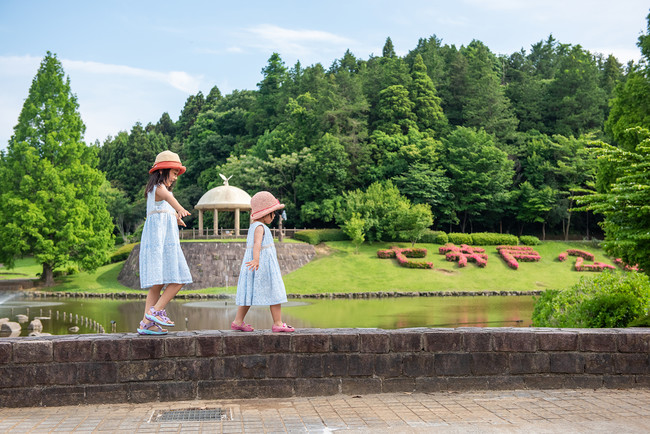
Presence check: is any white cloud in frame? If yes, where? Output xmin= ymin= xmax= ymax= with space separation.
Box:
xmin=240 ymin=24 xmax=356 ymax=57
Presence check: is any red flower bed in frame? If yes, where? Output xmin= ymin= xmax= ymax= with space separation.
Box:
xmin=558 ymin=252 xmax=568 ymax=262
xmin=377 ymin=247 xmax=433 ymax=269
xmin=614 ymin=258 xmax=640 ymax=272
xmin=440 ymin=243 xmax=487 ymax=268
xmin=565 ymin=249 xmax=595 ymax=260
xmin=497 ymin=246 xmax=541 ymax=270
xmin=575 ymin=257 xmax=616 ymax=272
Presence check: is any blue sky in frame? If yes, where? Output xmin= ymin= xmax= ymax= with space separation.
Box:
xmin=1 ymin=0 xmax=648 ymax=149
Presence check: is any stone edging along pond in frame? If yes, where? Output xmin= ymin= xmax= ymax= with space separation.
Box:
xmin=26 ymin=290 xmax=544 ymax=299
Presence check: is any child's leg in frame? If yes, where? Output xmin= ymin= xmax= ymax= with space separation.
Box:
xmin=146 ymin=283 xmax=184 ymax=325
xmin=143 ymin=284 xmax=164 ymax=322
xmin=233 ymin=306 xmax=251 ymax=325
xmin=270 ymin=304 xmax=283 ymax=326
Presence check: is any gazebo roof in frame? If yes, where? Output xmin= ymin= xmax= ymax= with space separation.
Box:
xmin=194 ymin=175 xmax=252 ymax=211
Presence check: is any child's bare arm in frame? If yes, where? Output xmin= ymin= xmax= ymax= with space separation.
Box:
xmin=156 ymin=187 xmax=191 ymax=218
xmin=245 ymin=225 xmax=264 ymax=271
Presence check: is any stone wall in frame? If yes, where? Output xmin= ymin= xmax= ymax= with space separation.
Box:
xmin=0 ymin=328 xmax=648 ymax=407
xmin=118 ymin=242 xmax=315 ymax=290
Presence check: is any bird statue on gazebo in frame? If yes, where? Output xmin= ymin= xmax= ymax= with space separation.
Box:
xmin=219 ymin=173 xmax=232 ymax=186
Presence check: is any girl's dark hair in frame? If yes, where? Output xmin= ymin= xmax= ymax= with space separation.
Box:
xmin=144 ymin=169 xmax=175 ymax=197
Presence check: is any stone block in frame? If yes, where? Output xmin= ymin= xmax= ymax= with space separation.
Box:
xmin=579 ymin=332 xmax=617 ymax=352
xmin=492 ymin=331 xmax=536 ymax=352
xmin=197 ymin=380 xmax=237 ymax=399
xmin=341 ymin=378 xmax=382 ymax=395
xmin=34 ymin=363 xmax=77 ymax=385
xmin=348 ymin=354 xmax=375 ymax=376
xmin=230 ymin=378 xmax=294 ymax=399
xmin=603 ymin=375 xmax=635 ymax=388
xmin=390 ymin=332 xmax=422 ymax=352
xmin=128 ymin=382 xmax=159 ymax=402
xmin=118 ymin=360 xmax=176 ymax=382
xmin=296 ymin=354 xmax=323 ymax=377
xmin=175 ymin=358 xmax=212 ymax=381
xmin=323 ymin=354 xmax=348 ymax=377
xmin=537 ymin=332 xmax=578 ymax=351
xmin=330 ymin=332 xmax=359 ymax=352
xmin=224 ymin=355 xmax=267 ymax=379
xmin=564 ymin=376 xmax=603 ymax=389
xmin=584 ymin=353 xmax=616 ymax=374
xmin=374 ymin=353 xmax=403 ymax=377
xmin=53 ymin=339 xmax=93 ymax=362
xmin=164 ymin=336 xmax=196 ymax=357
xmin=159 ymin=381 xmax=196 ymax=401
xmin=402 ymin=353 xmax=434 ymax=377
xmin=266 ymin=354 xmax=298 ymax=378
xmin=523 ymin=375 xmax=565 ymax=389
xmin=93 ymin=339 xmax=129 ymax=361
xmin=211 ymin=357 xmax=225 ymax=378
xmin=78 ymin=362 xmax=118 ymax=384
xmin=462 ymin=331 xmax=491 ymax=352
xmin=0 ymin=365 xmax=36 ymax=388
xmin=424 ymin=331 xmax=462 ymax=352
xmin=550 ymin=353 xmax=584 ymax=374
xmin=0 ymin=387 xmax=42 ymax=407
xmin=13 ymin=340 xmax=52 ymax=363
xmin=359 ymin=331 xmax=389 ymax=353
xmin=445 ymin=376 xmax=491 ymax=391
xmin=509 ymin=353 xmax=550 ymax=374
xmin=261 ymin=333 xmax=291 ymax=353
xmin=415 ymin=377 xmax=449 ymax=393
xmin=470 ymin=352 xmax=508 ymax=375
xmin=223 ymin=334 xmax=262 ymax=355
xmin=435 ymin=353 xmax=471 ymax=376
xmin=485 ymin=375 xmax=526 ymax=390
xmin=614 ymin=353 xmax=649 ymax=374
xmin=40 ymin=386 xmax=85 ymax=407
xmin=130 ymin=337 xmax=164 ymax=360
xmin=617 ymin=333 xmax=650 ymax=353
xmin=382 ymin=377 xmax=415 ymax=393
xmin=0 ymin=341 xmax=11 ymax=364
xmin=196 ymin=335 xmax=223 ymax=357
xmin=295 ymin=378 xmax=340 ymax=396
xmin=84 ymin=384 xmax=129 ymax=404
xmin=293 ymin=333 xmax=330 ymax=352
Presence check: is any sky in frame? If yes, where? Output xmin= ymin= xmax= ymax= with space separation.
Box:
xmin=0 ymin=0 xmax=648 ymax=149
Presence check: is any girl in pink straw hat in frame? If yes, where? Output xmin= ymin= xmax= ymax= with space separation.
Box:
xmin=137 ymin=151 xmax=193 ymax=335
xmin=231 ymin=191 xmax=294 ymax=332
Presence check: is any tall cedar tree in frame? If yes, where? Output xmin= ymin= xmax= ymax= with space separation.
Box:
xmin=0 ymin=52 xmax=113 ymax=285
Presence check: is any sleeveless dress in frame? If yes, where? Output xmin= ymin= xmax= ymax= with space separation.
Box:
xmin=139 ymin=184 xmax=193 ymax=288
xmin=236 ymin=221 xmax=287 ymax=306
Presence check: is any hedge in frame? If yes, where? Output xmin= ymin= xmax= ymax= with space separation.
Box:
xmin=470 ymin=232 xmax=518 ymax=245
xmin=294 ymin=229 xmax=349 ymax=245
xmin=110 ymin=243 xmax=137 ymax=263
xmin=519 ymin=235 xmax=541 ymax=245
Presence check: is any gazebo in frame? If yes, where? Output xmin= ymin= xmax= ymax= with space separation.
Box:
xmin=194 ymin=174 xmax=251 ymax=237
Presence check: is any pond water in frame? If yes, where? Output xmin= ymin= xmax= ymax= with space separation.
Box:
xmin=0 ymin=293 xmax=535 ymax=336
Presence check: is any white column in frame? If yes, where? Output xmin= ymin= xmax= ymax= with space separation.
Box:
xmin=235 ymin=209 xmax=241 ymax=237
xmin=214 ymin=210 xmax=219 ymax=238
xmin=198 ymin=209 xmax=203 ymax=237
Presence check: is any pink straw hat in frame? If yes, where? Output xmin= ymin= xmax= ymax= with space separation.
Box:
xmin=149 ymin=150 xmax=186 ymax=175
xmin=250 ymin=191 xmax=285 ymax=220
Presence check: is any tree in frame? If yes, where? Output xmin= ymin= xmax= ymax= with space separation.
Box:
xmin=373 ymin=85 xmax=417 ymax=135
xmin=409 ymin=54 xmax=448 ymax=136
xmin=0 ymin=52 xmax=113 ymax=285
xmin=576 ymin=128 xmax=650 ymax=275
xmin=342 ymin=213 xmax=365 ymax=253
xmin=398 ymin=203 xmax=434 ymax=246
xmin=442 ymin=127 xmax=514 ymax=232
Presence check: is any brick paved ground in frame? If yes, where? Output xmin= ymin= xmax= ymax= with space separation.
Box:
xmin=0 ymin=389 xmax=649 ymax=433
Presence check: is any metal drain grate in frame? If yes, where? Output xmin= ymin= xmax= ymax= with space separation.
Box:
xmin=153 ymin=408 xmax=231 ymax=422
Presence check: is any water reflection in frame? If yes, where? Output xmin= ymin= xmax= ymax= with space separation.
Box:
xmin=0 ymin=294 xmax=534 ymax=336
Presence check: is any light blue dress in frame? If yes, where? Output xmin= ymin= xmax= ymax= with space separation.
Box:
xmin=236 ymin=221 xmax=287 ymax=306
xmin=139 ymin=184 xmax=192 ymax=289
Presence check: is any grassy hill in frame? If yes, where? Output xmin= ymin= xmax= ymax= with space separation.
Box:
xmin=2 ymin=240 xmax=620 ymax=294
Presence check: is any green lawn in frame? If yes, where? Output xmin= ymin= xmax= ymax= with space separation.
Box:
xmin=3 ymin=240 xmax=621 ymax=294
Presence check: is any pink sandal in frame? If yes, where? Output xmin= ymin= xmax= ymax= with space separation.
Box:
xmin=272 ymin=323 xmax=295 ymax=333
xmin=231 ymin=321 xmax=254 ymax=332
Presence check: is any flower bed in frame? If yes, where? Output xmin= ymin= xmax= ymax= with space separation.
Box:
xmin=565 ymin=249 xmax=595 ymax=260
xmin=440 ymin=244 xmax=487 ymax=268
xmin=575 ymin=257 xmax=616 ymax=272
xmin=496 ymin=246 xmax=541 ymax=270
xmin=614 ymin=258 xmax=640 ymax=272
xmin=377 ymin=247 xmax=433 ymax=269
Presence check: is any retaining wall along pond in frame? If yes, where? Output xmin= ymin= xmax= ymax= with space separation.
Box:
xmin=0 ymin=328 xmax=649 ymax=407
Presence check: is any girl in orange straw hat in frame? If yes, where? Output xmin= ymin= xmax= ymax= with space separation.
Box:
xmin=231 ymin=191 xmax=294 ymax=332
xmin=137 ymin=151 xmax=193 ymax=335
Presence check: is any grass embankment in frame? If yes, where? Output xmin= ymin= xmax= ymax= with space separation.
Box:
xmin=2 ymin=240 xmax=618 ymax=294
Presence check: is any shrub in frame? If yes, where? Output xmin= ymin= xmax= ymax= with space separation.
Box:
xmin=497 ymin=246 xmax=541 ymax=270
xmin=110 ymin=243 xmax=137 ymax=263
xmin=470 ymin=232 xmax=518 ymax=245
xmin=448 ymin=232 xmax=473 ymax=245
xmin=377 ymin=247 xmax=433 ymax=269
xmin=294 ymin=229 xmax=348 ymax=245
xmin=532 ymin=271 xmax=650 ymax=328
xmin=519 ymin=235 xmax=541 ymax=246
xmin=418 ymin=230 xmax=448 ymax=244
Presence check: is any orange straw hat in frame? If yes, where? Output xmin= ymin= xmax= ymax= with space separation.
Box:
xmin=250 ymin=191 xmax=285 ymax=220
xmin=149 ymin=150 xmax=186 ymax=175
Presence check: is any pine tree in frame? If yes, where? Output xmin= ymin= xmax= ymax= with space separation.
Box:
xmin=0 ymin=52 xmax=113 ymax=285
xmin=409 ymin=54 xmax=448 ymax=136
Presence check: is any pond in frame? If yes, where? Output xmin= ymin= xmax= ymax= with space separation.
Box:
xmin=0 ymin=293 xmax=535 ymax=336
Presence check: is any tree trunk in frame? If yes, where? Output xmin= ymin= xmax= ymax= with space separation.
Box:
xmin=564 ymin=199 xmax=574 ymax=241
xmin=542 ymin=222 xmax=546 ymax=241
xmin=499 ymin=220 xmax=503 ymax=234
xmin=461 ymin=211 xmax=467 ymax=233
xmin=41 ymin=263 xmax=54 ymax=287
xmin=586 ymin=211 xmax=590 ymax=240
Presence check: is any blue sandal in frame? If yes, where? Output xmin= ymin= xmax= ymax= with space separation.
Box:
xmin=137 ymin=320 xmax=168 ymax=335
xmin=145 ymin=307 xmax=175 ymax=327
